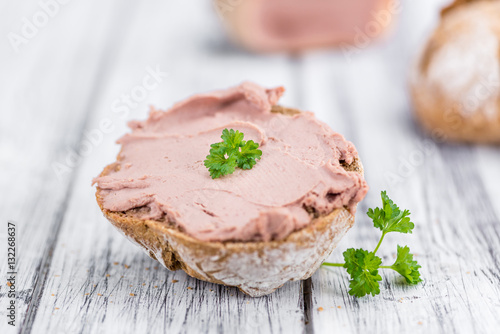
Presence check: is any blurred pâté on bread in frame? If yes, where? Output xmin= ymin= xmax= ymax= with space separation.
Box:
xmin=214 ymin=0 xmax=396 ymax=52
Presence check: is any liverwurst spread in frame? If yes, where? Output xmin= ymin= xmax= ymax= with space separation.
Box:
xmin=93 ymin=82 xmax=368 ymax=242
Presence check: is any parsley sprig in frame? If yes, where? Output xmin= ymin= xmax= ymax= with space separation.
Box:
xmin=204 ymin=129 xmax=262 ymax=179
xmin=322 ymin=191 xmax=422 ymax=297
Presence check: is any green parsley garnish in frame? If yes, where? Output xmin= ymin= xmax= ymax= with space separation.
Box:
xmin=204 ymin=128 xmax=262 ymax=179
xmin=322 ymin=191 xmax=422 ymax=297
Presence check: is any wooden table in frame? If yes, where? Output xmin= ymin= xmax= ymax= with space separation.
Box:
xmin=2 ymin=0 xmax=500 ymax=333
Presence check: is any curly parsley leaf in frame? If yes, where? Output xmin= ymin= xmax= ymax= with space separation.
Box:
xmin=237 ymin=140 xmax=262 ymax=170
xmin=343 ymin=248 xmax=382 ymax=297
xmin=390 ymin=245 xmax=422 ymax=285
xmin=204 ymin=144 xmax=237 ymax=179
xmin=367 ymin=191 xmax=414 ymax=234
xmin=221 ymin=128 xmax=244 ymax=150
xmin=204 ymin=129 xmax=262 ymax=179
xmin=322 ymin=191 xmax=422 ymax=298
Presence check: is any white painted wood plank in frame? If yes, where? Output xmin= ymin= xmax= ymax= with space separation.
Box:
xmin=0 ymin=1 xmax=131 ymax=333
xmin=29 ymin=1 xmax=305 ymax=333
xmin=475 ymin=146 xmax=500 ymax=219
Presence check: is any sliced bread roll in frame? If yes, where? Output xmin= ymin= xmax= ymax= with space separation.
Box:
xmin=94 ymin=83 xmax=367 ymax=296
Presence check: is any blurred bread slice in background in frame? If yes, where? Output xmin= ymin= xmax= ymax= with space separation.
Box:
xmin=410 ymin=0 xmax=500 ymax=144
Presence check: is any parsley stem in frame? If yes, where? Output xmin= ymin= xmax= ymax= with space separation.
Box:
xmin=373 ymin=232 xmax=386 ymax=255
xmin=321 ymin=262 xmax=344 ymax=267
xmin=379 ymin=265 xmax=393 ymax=269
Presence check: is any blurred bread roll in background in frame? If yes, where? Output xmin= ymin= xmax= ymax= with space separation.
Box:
xmin=410 ymin=0 xmax=500 ymax=144
xmin=214 ymin=0 xmax=396 ymax=52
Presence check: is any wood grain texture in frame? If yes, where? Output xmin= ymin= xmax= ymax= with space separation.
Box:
xmin=0 ymin=1 xmax=134 ymax=333
xmin=302 ymin=2 xmax=500 ymax=332
xmin=1 ymin=0 xmax=499 ymax=333
xmin=303 ymin=55 xmax=500 ymax=333
xmin=22 ymin=1 xmax=305 ymax=333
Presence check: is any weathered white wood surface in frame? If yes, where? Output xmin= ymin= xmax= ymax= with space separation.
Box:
xmin=0 ymin=0 xmax=138 ymax=332
xmin=1 ymin=0 xmax=500 ymax=333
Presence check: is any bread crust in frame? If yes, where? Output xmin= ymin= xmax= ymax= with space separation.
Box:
xmin=441 ymin=0 xmax=496 ymax=16
xmin=410 ymin=86 xmax=500 ymax=144
xmin=95 ymin=106 xmax=363 ymax=297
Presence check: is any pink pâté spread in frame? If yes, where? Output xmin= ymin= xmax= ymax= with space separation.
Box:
xmin=93 ymin=82 xmax=368 ymax=242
